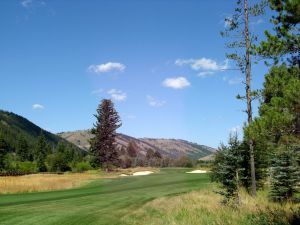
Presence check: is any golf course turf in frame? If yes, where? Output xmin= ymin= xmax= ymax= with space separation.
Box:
xmin=0 ymin=168 xmax=211 ymax=225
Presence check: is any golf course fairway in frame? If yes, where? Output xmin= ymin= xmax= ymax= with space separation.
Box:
xmin=0 ymin=168 xmax=211 ymax=225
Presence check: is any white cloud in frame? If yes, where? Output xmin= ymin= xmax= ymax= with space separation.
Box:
xmin=198 ymin=71 xmax=215 ymax=78
xmin=162 ymin=77 xmax=190 ymax=89
xmin=223 ymin=76 xmax=243 ymax=85
xmin=175 ymin=58 xmax=228 ymax=72
xmin=21 ymin=0 xmax=33 ymax=8
xmin=32 ymin=104 xmax=44 ymax=110
xmin=88 ymin=62 xmax=126 ymax=74
xmin=107 ymin=89 xmax=127 ymax=102
xmin=147 ymin=95 xmax=166 ymax=107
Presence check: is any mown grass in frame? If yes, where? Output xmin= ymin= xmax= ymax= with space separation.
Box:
xmin=0 ymin=168 xmax=210 ymax=225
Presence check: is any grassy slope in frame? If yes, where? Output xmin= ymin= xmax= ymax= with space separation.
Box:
xmin=0 ymin=168 xmax=210 ymax=225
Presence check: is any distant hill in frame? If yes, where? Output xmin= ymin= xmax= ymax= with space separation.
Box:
xmin=0 ymin=110 xmax=80 ymax=152
xmin=59 ymin=130 xmax=216 ymax=159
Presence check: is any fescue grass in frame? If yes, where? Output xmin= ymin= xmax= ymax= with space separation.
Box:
xmin=0 ymin=167 xmax=160 ymax=194
xmin=0 ymin=172 xmax=102 ymax=194
xmin=123 ymin=188 xmax=300 ymax=225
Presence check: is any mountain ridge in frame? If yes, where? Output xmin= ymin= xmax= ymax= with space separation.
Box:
xmin=58 ymin=130 xmax=216 ymax=159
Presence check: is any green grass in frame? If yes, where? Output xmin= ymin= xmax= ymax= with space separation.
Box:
xmin=0 ymin=168 xmax=211 ymax=225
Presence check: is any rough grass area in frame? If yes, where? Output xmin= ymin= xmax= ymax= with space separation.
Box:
xmin=0 ymin=168 xmax=159 ymax=194
xmin=0 ymin=172 xmax=103 ymax=194
xmin=123 ymin=188 xmax=300 ymax=225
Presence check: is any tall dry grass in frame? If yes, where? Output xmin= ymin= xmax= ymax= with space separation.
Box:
xmin=0 ymin=172 xmax=102 ymax=194
xmin=122 ymin=188 xmax=300 ymax=225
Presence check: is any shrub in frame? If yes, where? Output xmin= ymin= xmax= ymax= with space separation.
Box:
xmin=73 ymin=162 xmax=92 ymax=172
xmin=18 ymin=161 xmax=36 ymax=173
xmin=46 ymin=153 xmax=70 ymax=172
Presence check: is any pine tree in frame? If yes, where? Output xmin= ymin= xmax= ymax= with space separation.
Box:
xmin=212 ymin=133 xmax=244 ymax=206
xmin=221 ymin=0 xmax=267 ymax=196
xmin=90 ymin=99 xmax=121 ymax=171
xmin=127 ymin=141 xmax=138 ymax=158
xmin=269 ymin=145 xmax=300 ymax=202
xmin=0 ymin=135 xmax=7 ymax=170
xmin=258 ymin=0 xmax=300 ymax=66
xmin=35 ymin=132 xmax=48 ymax=172
xmin=16 ymin=135 xmax=30 ymax=162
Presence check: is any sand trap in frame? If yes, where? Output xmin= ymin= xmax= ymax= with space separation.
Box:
xmin=120 ymin=174 xmax=129 ymax=177
xmin=186 ymin=170 xmax=207 ymax=174
xmin=132 ymin=171 xmax=154 ymax=176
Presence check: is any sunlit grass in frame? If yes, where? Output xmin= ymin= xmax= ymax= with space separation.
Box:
xmin=0 ymin=172 xmax=103 ymax=194
xmin=122 ymin=188 xmax=300 ymax=225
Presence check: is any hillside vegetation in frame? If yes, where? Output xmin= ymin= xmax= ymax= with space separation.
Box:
xmin=0 ymin=110 xmax=80 ymax=152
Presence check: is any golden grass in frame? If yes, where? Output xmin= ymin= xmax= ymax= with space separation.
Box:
xmin=122 ymin=188 xmax=300 ymax=225
xmin=0 ymin=167 xmax=159 ymax=194
xmin=0 ymin=172 xmax=102 ymax=194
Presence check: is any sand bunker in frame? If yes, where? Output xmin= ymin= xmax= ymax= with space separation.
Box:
xmin=133 ymin=171 xmax=154 ymax=176
xmin=119 ymin=171 xmax=154 ymax=177
xmin=186 ymin=170 xmax=207 ymax=174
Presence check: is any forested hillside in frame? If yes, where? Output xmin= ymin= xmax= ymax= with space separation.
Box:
xmin=0 ymin=110 xmax=79 ymax=152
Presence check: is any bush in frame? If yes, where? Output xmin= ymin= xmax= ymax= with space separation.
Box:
xmin=46 ymin=153 xmax=71 ymax=172
xmin=18 ymin=161 xmax=36 ymax=173
xmin=73 ymin=162 xmax=92 ymax=172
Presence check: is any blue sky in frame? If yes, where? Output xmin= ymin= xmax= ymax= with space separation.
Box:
xmin=0 ymin=0 xmax=272 ymax=148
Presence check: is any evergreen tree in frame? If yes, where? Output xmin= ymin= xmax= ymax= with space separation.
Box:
xmin=127 ymin=141 xmax=138 ymax=158
xmin=221 ymin=0 xmax=267 ymax=196
xmin=35 ymin=132 xmax=48 ymax=172
xmin=90 ymin=99 xmax=121 ymax=171
xmin=258 ymin=0 xmax=300 ymax=66
xmin=269 ymin=145 xmax=300 ymax=202
xmin=0 ymin=135 xmax=8 ymax=170
xmin=16 ymin=135 xmax=30 ymax=161
xmin=212 ymin=134 xmax=244 ymax=206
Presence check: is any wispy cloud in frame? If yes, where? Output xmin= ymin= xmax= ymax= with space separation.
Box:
xmin=88 ymin=62 xmax=126 ymax=74
xmin=175 ymin=57 xmax=228 ymax=78
xmin=175 ymin=58 xmax=228 ymax=71
xmin=147 ymin=95 xmax=166 ymax=107
xmin=223 ymin=76 xmax=243 ymax=85
xmin=107 ymin=89 xmax=127 ymax=102
xmin=21 ymin=0 xmax=33 ymax=8
xmin=197 ymin=71 xmax=215 ymax=78
xmin=162 ymin=77 xmax=190 ymax=89
xmin=32 ymin=103 xmax=44 ymax=110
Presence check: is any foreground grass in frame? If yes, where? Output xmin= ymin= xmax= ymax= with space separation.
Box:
xmin=0 ymin=168 xmax=210 ymax=225
xmin=123 ymin=188 xmax=300 ymax=225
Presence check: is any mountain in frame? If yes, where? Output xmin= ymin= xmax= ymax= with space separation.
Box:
xmin=0 ymin=110 xmax=80 ymax=152
xmin=58 ymin=130 xmax=216 ymax=159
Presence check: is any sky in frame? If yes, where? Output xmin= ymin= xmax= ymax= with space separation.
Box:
xmin=0 ymin=0 xmax=272 ymax=148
